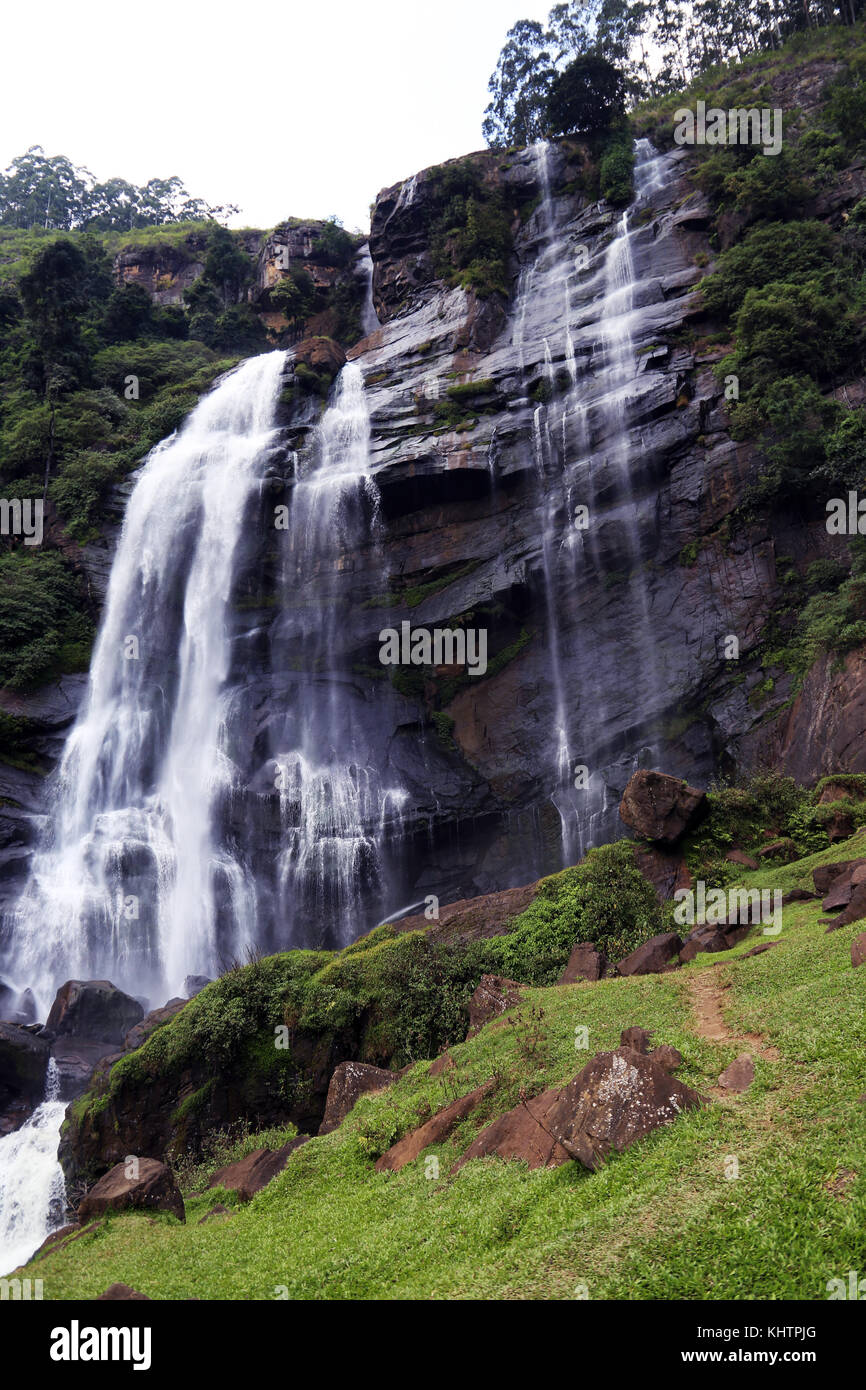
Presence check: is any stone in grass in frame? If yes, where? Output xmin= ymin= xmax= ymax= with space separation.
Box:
xmin=207 ymin=1138 xmax=309 ymax=1201
xmin=318 ymin=1061 xmax=399 ymax=1135
xmin=96 ymin=1283 xmax=150 ymax=1300
xmin=852 ymin=932 xmax=866 ymax=969
xmin=718 ymin=1053 xmax=754 ymax=1092
xmin=78 ymin=1158 xmax=185 ymax=1224
xmin=617 ymin=932 xmax=682 ymax=976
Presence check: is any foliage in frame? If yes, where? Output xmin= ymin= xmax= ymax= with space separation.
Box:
xmin=0 ymin=550 xmax=94 ymax=688
xmin=546 ymin=53 xmax=627 ymax=136
xmin=599 ymin=131 xmax=636 ymax=205
xmin=427 ymin=162 xmax=512 ymax=298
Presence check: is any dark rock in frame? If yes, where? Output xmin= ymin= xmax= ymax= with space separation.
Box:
xmin=558 ymin=942 xmax=607 ymax=984
xmin=375 ymin=1081 xmax=495 ymax=1172
xmin=318 ymin=1061 xmax=399 ymax=1134
xmin=0 ymin=1020 xmax=49 ymax=1110
xmin=78 ymin=1158 xmax=185 ymax=1223
xmin=679 ymin=924 xmax=732 ymax=961
xmin=633 ymin=845 xmax=691 ymax=900
xmin=183 ymin=975 xmax=211 ymax=999
xmin=823 ymin=880 xmax=866 ymax=930
xmin=51 ymin=1037 xmax=120 ymax=1096
xmin=812 ymin=858 xmax=866 ymax=896
xmin=781 ymin=888 xmax=817 ymax=904
xmin=466 ymin=974 xmax=522 ymax=1038
xmin=718 ymin=1053 xmax=754 ymax=1092
xmin=96 ymin=1283 xmax=150 ymax=1300
xmin=742 ymin=942 xmax=781 ymax=957
xmin=206 ymin=1138 xmax=308 ymax=1201
xmin=617 ymin=932 xmax=682 ymax=976
xmin=619 ymin=770 xmax=707 ymax=845
xmin=454 ymin=1046 xmax=704 ymax=1172
xmin=47 ymin=980 xmax=144 ymax=1046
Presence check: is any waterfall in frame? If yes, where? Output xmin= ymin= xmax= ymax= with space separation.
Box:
xmin=271 ymin=363 xmax=408 ymax=945
xmin=509 ymin=138 xmax=677 ymax=858
xmin=357 ymin=244 xmax=381 ymax=338
xmin=2 ymin=351 xmax=287 ymax=1014
xmin=0 ymin=1059 xmax=66 ymax=1275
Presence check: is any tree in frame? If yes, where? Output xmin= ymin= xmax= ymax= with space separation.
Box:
xmin=545 ymin=52 xmax=626 ymax=134
xmin=483 ymin=20 xmax=553 ymax=149
xmin=202 ymin=226 xmax=253 ymax=307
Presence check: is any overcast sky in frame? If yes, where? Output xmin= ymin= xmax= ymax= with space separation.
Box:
xmin=1 ymin=0 xmax=556 ymax=232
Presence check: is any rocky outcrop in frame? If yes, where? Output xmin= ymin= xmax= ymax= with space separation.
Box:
xmin=619 ymin=771 xmax=708 ymax=845
xmin=78 ymin=1158 xmax=185 ymax=1223
xmin=123 ymin=998 xmax=186 ymax=1052
xmin=454 ymin=1040 xmax=704 ymax=1172
xmin=113 ymin=236 xmax=206 ymax=305
xmin=318 ymin=1061 xmax=399 ymax=1135
xmin=466 ymin=975 xmax=522 ymax=1037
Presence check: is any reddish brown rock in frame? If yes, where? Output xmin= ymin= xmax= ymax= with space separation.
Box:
xmin=391 ymin=880 xmax=539 ymax=946
xmin=78 ymin=1158 xmax=185 ymax=1223
xmin=96 ymin=1283 xmax=150 ymax=1300
xmin=852 ymin=932 xmax=866 ymax=968
xmin=616 ymin=931 xmax=682 ymax=976
xmin=558 ymin=942 xmax=607 ymax=984
xmin=826 ymin=810 xmax=855 ymax=843
xmin=812 ymin=858 xmax=866 ymax=896
xmin=619 ymin=770 xmax=707 ymax=846
xmin=293 ymin=335 xmax=346 ymax=378
xmin=824 ymin=880 xmax=866 ymax=930
xmin=742 ymin=942 xmax=781 ymax=957
xmin=633 ymin=845 xmax=692 ymax=900
xmin=726 ymin=850 xmax=759 ymax=869
xmin=718 ymin=1053 xmax=755 ymax=1092
xmin=781 ymin=888 xmax=817 ymax=905
xmin=466 ymin=974 xmax=522 ymax=1038
xmin=679 ymin=925 xmax=732 ymax=962
xmin=318 ymin=1061 xmax=399 ymax=1135
xmin=375 ymin=1081 xmax=494 ymax=1172
xmin=454 ymin=1046 xmax=703 ymax=1173
xmin=207 ymin=1138 xmax=308 ymax=1200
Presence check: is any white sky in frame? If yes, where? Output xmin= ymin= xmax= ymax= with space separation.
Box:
xmin=0 ymin=0 xmax=556 ymax=233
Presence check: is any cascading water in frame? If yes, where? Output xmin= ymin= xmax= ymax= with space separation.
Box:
xmin=1 ymin=351 xmax=287 ymax=1014
xmin=507 ymin=137 xmax=677 ymax=858
xmin=270 ymin=363 xmax=408 ymax=945
xmin=356 ymin=244 xmax=381 ymax=338
xmin=0 ymin=1059 xmax=66 ymax=1274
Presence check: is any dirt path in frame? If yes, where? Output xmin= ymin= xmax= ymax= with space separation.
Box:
xmin=687 ymin=967 xmax=779 ymax=1061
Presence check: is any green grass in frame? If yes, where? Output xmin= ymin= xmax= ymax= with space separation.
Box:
xmin=25 ymin=839 xmax=866 ymax=1300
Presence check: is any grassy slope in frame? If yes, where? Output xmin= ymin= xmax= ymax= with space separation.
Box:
xmin=26 ymin=835 xmax=866 ymax=1301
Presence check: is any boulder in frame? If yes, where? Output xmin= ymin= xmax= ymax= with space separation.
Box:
xmin=96 ymin=1284 xmax=150 ymax=1301
xmin=558 ymin=942 xmax=607 ymax=984
xmin=781 ymin=888 xmax=817 ymax=904
xmin=823 ymin=880 xmax=866 ymax=930
xmin=428 ymin=1052 xmax=455 ymax=1077
xmin=742 ymin=942 xmax=781 ymax=958
xmin=616 ymin=931 xmax=682 ymax=976
xmin=47 ymin=980 xmax=144 ymax=1046
xmin=454 ymin=1046 xmax=704 ymax=1173
xmin=633 ymin=845 xmax=691 ymax=900
xmin=756 ymin=838 xmax=799 ymax=863
xmin=826 ymin=810 xmax=855 ymax=843
xmin=123 ymin=998 xmax=186 ymax=1052
xmin=375 ymin=1081 xmax=494 ymax=1172
xmin=466 ymin=974 xmax=522 ymax=1038
xmin=293 ymin=336 xmax=347 ymax=380
xmin=206 ymin=1138 xmax=308 ymax=1201
xmin=618 ymin=771 xmax=707 ymax=846
xmin=0 ymin=1020 xmax=49 ymax=1109
xmin=78 ymin=1158 xmax=185 ymax=1223
xmin=718 ymin=1053 xmax=754 ymax=1092
xmin=183 ymin=975 xmax=211 ymax=999
xmin=51 ymin=1036 xmax=119 ymax=1095
xmin=852 ymin=933 xmax=866 ymax=969
xmin=679 ymin=924 xmax=731 ymax=962
xmin=726 ymin=850 xmax=759 ymax=869
xmin=319 ymin=1061 xmax=399 ymax=1135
